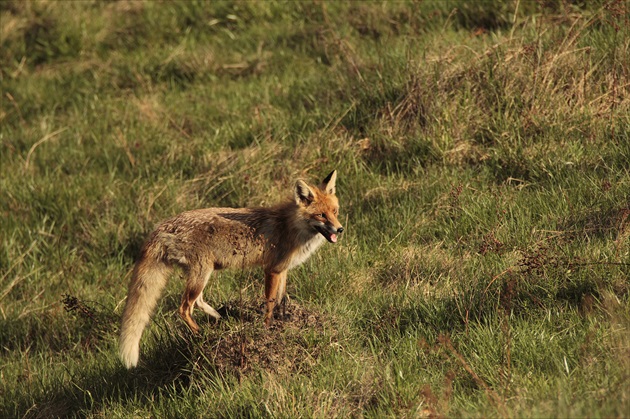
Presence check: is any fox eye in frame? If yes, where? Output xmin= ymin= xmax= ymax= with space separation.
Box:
xmin=319 ymin=213 xmax=327 ymax=219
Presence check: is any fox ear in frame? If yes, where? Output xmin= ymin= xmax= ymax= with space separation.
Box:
xmin=295 ymin=180 xmax=315 ymax=206
xmin=319 ymin=170 xmax=337 ymax=195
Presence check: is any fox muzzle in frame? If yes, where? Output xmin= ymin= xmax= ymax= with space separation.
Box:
xmin=315 ymin=224 xmax=344 ymax=244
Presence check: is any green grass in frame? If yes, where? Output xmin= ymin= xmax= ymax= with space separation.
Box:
xmin=1 ymin=0 xmax=629 ymax=417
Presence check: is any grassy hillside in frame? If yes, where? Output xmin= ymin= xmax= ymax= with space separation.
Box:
xmin=1 ymin=0 xmax=628 ymax=417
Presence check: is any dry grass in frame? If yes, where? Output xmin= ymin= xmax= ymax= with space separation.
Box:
xmin=1 ymin=1 xmax=629 ymax=417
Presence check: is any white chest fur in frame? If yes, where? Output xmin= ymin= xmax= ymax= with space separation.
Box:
xmin=287 ymin=234 xmax=326 ymax=270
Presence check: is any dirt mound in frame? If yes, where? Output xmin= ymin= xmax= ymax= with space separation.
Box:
xmin=192 ymin=298 xmax=334 ymax=376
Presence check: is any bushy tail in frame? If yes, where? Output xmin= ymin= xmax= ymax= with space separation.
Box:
xmin=119 ymin=253 xmax=171 ymax=369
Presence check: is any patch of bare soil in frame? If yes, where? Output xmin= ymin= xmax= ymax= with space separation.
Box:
xmin=194 ymin=298 xmax=334 ymax=377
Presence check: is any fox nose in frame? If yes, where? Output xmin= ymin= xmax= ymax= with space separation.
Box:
xmin=337 ymin=227 xmax=344 ymax=234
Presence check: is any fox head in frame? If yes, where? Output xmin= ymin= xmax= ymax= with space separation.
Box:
xmin=294 ymin=170 xmax=344 ymax=243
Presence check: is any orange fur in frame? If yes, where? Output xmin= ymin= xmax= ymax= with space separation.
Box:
xmin=119 ymin=171 xmax=343 ymax=368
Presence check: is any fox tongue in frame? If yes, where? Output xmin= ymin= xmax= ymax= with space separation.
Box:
xmin=330 ymin=233 xmax=337 ymax=243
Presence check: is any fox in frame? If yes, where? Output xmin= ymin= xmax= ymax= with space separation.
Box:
xmin=119 ymin=170 xmax=343 ymax=368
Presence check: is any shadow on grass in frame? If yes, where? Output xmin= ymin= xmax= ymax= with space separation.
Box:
xmin=559 ymin=205 xmax=630 ymax=241
xmin=11 ymin=298 xmax=332 ymax=418
xmin=358 ymin=268 xmax=607 ymax=346
xmin=10 ymin=323 xmax=197 ymax=418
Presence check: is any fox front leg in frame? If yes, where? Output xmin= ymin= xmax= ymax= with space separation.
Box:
xmin=263 ymin=270 xmax=287 ymax=327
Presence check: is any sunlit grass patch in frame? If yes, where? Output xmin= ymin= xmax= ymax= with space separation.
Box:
xmin=1 ymin=0 xmax=629 ymax=417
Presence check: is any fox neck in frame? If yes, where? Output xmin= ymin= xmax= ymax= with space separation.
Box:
xmin=258 ymin=201 xmax=326 ymax=270
xmin=271 ymin=200 xmax=320 ymax=243
xmin=286 ymin=233 xmax=325 ymax=270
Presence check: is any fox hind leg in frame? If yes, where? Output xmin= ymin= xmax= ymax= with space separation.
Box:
xmin=179 ymin=264 xmax=213 ymax=332
xmin=196 ymin=294 xmax=221 ymax=320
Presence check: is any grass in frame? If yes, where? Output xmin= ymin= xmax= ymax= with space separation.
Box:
xmin=1 ymin=0 xmax=629 ymax=417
